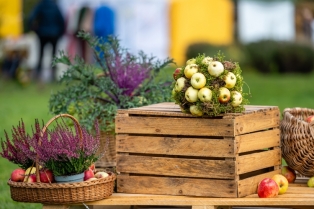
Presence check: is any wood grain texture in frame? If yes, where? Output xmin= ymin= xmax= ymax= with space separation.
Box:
xmin=115 ymin=116 xmax=235 ymax=136
xmin=117 ymin=175 xmax=237 ymax=197
xmin=116 ymin=135 xmax=235 ymax=157
xmin=235 ymin=129 xmax=280 ymax=153
xmin=237 ymin=149 xmax=281 ymax=175
xmin=117 ymin=155 xmax=235 ymax=179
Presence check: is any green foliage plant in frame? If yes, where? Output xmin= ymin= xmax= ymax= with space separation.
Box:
xmin=49 ymin=31 xmax=174 ymax=132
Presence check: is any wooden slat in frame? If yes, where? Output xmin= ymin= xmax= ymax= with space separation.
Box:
xmin=235 ymin=129 xmax=280 ymax=153
xmin=117 ymin=175 xmax=237 ymax=198
xmin=115 ymin=116 xmax=235 ymax=136
xmin=237 ymin=149 xmax=281 ymax=175
xmin=116 ymin=135 xmax=235 ymax=157
xmin=116 ymin=155 xmax=235 ymax=179
xmin=117 ymin=103 xmax=279 ymax=118
xmin=237 ymin=170 xmax=281 ymax=197
xmin=234 ymin=108 xmax=280 ymax=135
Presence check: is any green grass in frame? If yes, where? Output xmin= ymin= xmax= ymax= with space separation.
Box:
xmin=0 ymin=71 xmax=314 ymax=208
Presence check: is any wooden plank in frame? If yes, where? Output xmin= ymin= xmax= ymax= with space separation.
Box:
xmin=81 ymin=192 xmax=314 ymax=206
xmin=237 ymin=149 xmax=281 ymax=175
xmin=234 ymin=108 xmax=280 ymax=135
xmin=116 ymin=155 xmax=235 ymax=179
xmin=117 ymin=175 xmax=237 ymax=198
xmin=116 ymin=135 xmax=235 ymax=157
xmin=115 ymin=116 xmax=235 ymax=136
xmin=235 ymin=129 xmax=280 ymax=153
xmin=238 ymin=170 xmax=281 ymax=197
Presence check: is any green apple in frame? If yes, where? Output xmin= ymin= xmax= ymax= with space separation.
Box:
xmin=184 ymin=64 xmax=198 ymax=79
xmin=175 ymin=77 xmax=186 ymax=92
xmin=224 ymin=72 xmax=237 ymax=89
xmin=190 ymin=72 xmax=206 ymax=89
xmin=186 ymin=58 xmax=196 ymax=65
xmin=230 ymin=91 xmax=242 ymax=107
xmin=185 ymin=87 xmax=199 ymax=103
xmin=308 ymin=176 xmax=314 ymax=187
xmin=202 ymin=56 xmax=213 ymax=65
xmin=190 ymin=105 xmax=203 ymax=116
xmin=208 ymin=61 xmax=224 ymax=77
xmin=198 ymin=87 xmax=212 ymax=102
xmin=218 ymin=87 xmax=231 ymax=103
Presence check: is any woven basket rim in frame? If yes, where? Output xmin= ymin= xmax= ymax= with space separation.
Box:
xmin=8 ymin=172 xmax=116 ymax=189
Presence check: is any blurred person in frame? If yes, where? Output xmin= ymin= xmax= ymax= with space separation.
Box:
xmin=28 ymin=0 xmax=65 ymax=82
xmin=301 ymin=8 xmax=313 ymax=41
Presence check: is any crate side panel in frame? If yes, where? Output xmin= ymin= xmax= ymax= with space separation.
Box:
xmin=237 ymin=149 xmax=281 ymax=175
xmin=115 ymin=116 xmax=235 ymax=136
xmin=117 ymin=175 xmax=237 ymax=197
xmin=116 ymin=135 xmax=235 ymax=157
xmin=235 ymin=108 xmax=280 ymax=135
xmin=237 ymin=169 xmax=281 ymax=197
xmin=117 ymin=155 xmax=236 ymax=179
xmin=236 ymin=129 xmax=280 ymax=153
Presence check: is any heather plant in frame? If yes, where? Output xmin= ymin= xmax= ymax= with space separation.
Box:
xmin=0 ymin=117 xmax=102 ymax=177
xmin=0 ymin=120 xmax=35 ymax=170
xmin=49 ymin=31 xmax=174 ymax=131
xmin=30 ymin=119 xmax=101 ymax=176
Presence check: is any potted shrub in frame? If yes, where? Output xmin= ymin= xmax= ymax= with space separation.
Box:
xmin=49 ymin=31 xmax=174 ymax=167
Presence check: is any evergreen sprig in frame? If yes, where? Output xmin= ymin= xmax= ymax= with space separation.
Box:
xmin=50 ymin=31 xmax=174 ymax=131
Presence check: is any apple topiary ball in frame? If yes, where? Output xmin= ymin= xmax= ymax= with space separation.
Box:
xmin=171 ymin=52 xmax=249 ymax=116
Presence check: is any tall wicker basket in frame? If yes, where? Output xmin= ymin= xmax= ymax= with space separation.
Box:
xmin=96 ymin=131 xmax=116 ymax=169
xmin=280 ymin=107 xmax=314 ymax=177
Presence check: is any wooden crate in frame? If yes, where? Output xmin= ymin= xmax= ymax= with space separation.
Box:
xmin=115 ymin=102 xmax=281 ymax=198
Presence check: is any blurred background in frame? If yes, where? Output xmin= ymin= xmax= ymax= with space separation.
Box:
xmin=1 ymin=0 xmax=314 ymax=208
xmin=1 ymin=0 xmax=314 ymax=82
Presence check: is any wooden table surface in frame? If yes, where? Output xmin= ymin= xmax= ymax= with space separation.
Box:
xmin=43 ymin=179 xmax=314 ymax=209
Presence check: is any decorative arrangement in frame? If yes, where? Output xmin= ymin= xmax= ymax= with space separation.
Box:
xmin=171 ymin=52 xmax=249 ymax=116
xmin=49 ymin=31 xmax=174 ymax=132
xmin=0 ymin=114 xmax=116 ymax=204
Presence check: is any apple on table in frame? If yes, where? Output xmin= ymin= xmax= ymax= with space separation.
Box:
xmin=257 ymin=178 xmax=279 ymax=198
xmin=281 ymin=166 xmax=296 ymax=183
xmin=272 ymin=174 xmax=289 ymax=195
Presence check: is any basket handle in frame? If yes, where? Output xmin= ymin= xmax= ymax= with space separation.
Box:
xmin=35 ymin=114 xmax=83 ymax=183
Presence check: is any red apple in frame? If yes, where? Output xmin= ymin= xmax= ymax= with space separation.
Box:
xmin=10 ymin=168 xmax=26 ymax=182
xmin=272 ymin=174 xmax=289 ymax=195
xmin=84 ymin=168 xmax=95 ymax=181
xmin=173 ymin=68 xmax=182 ymax=80
xmin=89 ymin=163 xmax=96 ymax=172
xmin=27 ymin=174 xmax=37 ymax=183
xmin=39 ymin=169 xmax=55 ymax=183
xmin=281 ymin=166 xmax=296 ymax=183
xmin=306 ymin=115 xmax=314 ymax=123
xmin=257 ymin=178 xmax=279 ymax=198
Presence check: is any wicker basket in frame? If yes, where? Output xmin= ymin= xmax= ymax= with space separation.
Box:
xmin=8 ymin=173 xmax=116 ymax=204
xmin=7 ymin=114 xmax=116 ymax=204
xmin=281 ymin=107 xmax=314 ymax=177
xmin=96 ymin=131 xmax=116 ymax=169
